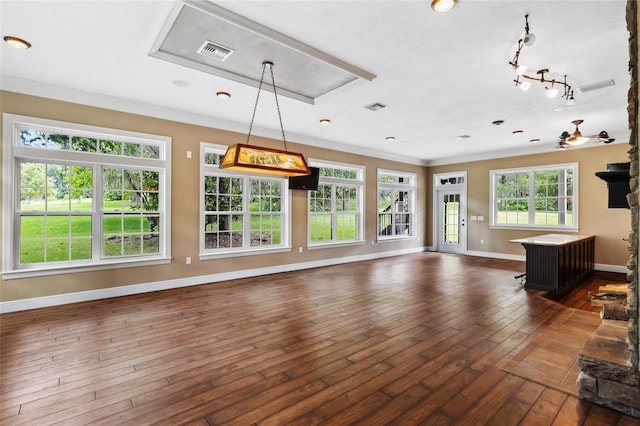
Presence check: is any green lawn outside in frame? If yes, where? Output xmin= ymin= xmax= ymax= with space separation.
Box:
xmin=19 ymin=198 xmax=159 ymax=264
xmin=496 ymin=211 xmax=573 ymax=225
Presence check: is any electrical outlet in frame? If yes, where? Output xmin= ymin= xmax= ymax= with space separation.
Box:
xmin=480 ymin=239 xmax=484 ymax=244
xmin=186 ymin=256 xmax=192 ymax=264
xmin=186 ymin=150 xmax=192 ymax=159
xmin=298 ymin=247 xmax=303 ymax=253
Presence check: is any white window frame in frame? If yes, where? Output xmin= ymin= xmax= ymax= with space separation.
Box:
xmin=307 ymin=159 xmax=365 ymax=248
xmin=490 ymin=162 xmax=579 ymax=231
xmin=377 ymin=168 xmax=417 ymax=241
xmin=2 ymin=114 xmax=172 ymax=279
xmin=199 ymin=143 xmax=291 ymax=260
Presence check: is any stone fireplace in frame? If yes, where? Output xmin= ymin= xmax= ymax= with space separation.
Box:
xmin=576 ymin=0 xmax=640 ymax=417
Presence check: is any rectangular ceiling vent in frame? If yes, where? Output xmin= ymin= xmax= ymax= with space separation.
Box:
xmin=365 ymin=102 xmax=387 ymax=111
xmin=577 ymin=79 xmax=615 ymax=93
xmin=197 ymin=40 xmax=234 ymax=61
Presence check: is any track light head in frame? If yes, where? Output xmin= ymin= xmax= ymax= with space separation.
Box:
xmin=523 ymin=33 xmax=536 ymax=46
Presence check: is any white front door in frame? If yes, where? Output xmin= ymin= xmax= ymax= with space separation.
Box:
xmin=434 ymin=173 xmax=467 ymax=253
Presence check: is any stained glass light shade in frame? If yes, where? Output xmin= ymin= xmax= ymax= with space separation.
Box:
xmin=220 ymin=144 xmax=310 ymax=177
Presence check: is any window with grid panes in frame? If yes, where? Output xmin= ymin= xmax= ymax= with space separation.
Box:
xmin=377 ymin=169 xmax=416 ymax=239
xmin=308 ymin=161 xmax=364 ymax=246
xmin=490 ymin=163 xmax=578 ymax=230
xmin=200 ymin=143 xmax=290 ymax=258
xmin=2 ymin=114 xmax=171 ymax=278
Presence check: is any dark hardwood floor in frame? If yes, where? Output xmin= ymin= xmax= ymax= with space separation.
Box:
xmin=1 ymin=252 xmax=638 ymax=425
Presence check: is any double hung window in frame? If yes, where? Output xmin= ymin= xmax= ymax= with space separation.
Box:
xmin=490 ymin=163 xmax=578 ymax=230
xmin=2 ymin=114 xmax=171 ymax=277
xmin=200 ymin=144 xmax=290 ymax=258
xmin=308 ymin=160 xmax=364 ymax=246
xmin=377 ymin=169 xmax=416 ymax=239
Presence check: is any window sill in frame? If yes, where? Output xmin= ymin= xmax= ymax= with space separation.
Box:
xmin=2 ymin=256 xmax=172 ymax=280
xmin=376 ymin=235 xmax=417 ymax=242
xmin=307 ymin=240 xmax=366 ymax=250
xmin=199 ymin=246 xmax=292 ymax=260
xmin=489 ymin=224 xmax=579 ymax=232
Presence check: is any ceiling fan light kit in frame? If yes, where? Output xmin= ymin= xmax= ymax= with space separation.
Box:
xmin=509 ymin=15 xmax=575 ymax=104
xmin=555 ymin=120 xmax=615 ymax=149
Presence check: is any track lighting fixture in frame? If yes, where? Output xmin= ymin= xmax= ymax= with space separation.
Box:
xmin=509 ymin=15 xmax=575 ymax=104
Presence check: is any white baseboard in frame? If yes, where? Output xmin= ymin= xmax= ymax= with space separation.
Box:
xmin=2 ymin=247 xmax=627 ymax=313
xmin=594 ymin=263 xmax=629 ymax=274
xmin=465 ymin=250 xmax=526 ymax=262
xmin=465 ymin=249 xmax=628 ymax=274
xmin=0 ymin=246 xmax=428 ymax=313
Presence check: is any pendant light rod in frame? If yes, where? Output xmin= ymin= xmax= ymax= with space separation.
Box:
xmin=220 ymin=61 xmax=310 ymax=177
xmin=245 ymin=61 xmax=288 ymax=152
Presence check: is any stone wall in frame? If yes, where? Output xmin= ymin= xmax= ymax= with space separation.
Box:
xmin=576 ymin=1 xmax=640 ymax=418
xmin=627 ymin=0 xmax=638 ymax=373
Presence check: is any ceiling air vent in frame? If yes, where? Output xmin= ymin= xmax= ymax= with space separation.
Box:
xmin=365 ymin=102 xmax=387 ymax=111
xmin=197 ymin=40 xmax=234 ymax=61
xmin=576 ymin=79 xmax=615 ymax=93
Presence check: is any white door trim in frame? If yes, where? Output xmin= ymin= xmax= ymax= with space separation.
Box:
xmin=433 ymin=171 xmax=468 ymax=253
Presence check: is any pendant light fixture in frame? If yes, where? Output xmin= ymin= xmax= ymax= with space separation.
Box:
xmin=220 ymin=61 xmax=310 ymax=177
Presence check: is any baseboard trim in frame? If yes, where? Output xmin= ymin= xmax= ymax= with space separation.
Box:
xmin=2 ymin=248 xmax=627 ymax=313
xmin=594 ymin=263 xmax=629 ymax=274
xmin=465 ymin=249 xmax=628 ymax=274
xmin=0 ymin=246 xmax=428 ymax=313
xmin=465 ymin=250 xmax=526 ymax=262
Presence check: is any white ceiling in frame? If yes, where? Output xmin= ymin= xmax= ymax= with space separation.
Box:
xmin=0 ymin=0 xmax=630 ymax=166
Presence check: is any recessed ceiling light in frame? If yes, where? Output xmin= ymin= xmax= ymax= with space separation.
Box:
xmin=386 ymin=136 xmax=396 ymax=142
xmin=216 ymin=91 xmax=231 ymax=99
xmin=431 ymin=0 xmax=457 ymax=13
xmin=512 ymin=130 xmax=524 ymax=135
xmin=529 ymin=138 xmax=541 ymax=143
xmin=3 ymin=36 xmax=31 ymax=49
xmin=319 ymin=118 xmax=331 ymax=125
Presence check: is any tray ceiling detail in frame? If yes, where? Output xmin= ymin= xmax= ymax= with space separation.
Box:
xmin=149 ymin=0 xmax=376 ymax=104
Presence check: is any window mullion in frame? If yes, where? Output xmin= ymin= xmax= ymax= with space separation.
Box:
xmin=243 ymin=178 xmax=250 ymax=249
xmin=94 ymin=165 xmax=103 ymax=260
xmin=528 ymin=171 xmax=536 ymax=225
xmin=331 ymin=184 xmax=337 ymax=241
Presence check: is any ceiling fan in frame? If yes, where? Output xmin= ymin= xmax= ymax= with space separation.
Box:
xmin=555 ymin=119 xmax=614 ymax=150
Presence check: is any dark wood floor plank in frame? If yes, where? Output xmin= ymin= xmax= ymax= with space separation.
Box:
xmin=440 ymin=366 xmax=507 ymax=417
xmin=387 ymin=367 xmax=481 ymax=425
xmin=451 ymin=373 xmax=527 ymax=424
xmin=0 ymin=253 xmax=634 ymax=425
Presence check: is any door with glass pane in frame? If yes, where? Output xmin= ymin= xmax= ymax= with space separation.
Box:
xmin=437 ymin=189 xmax=467 ymax=253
